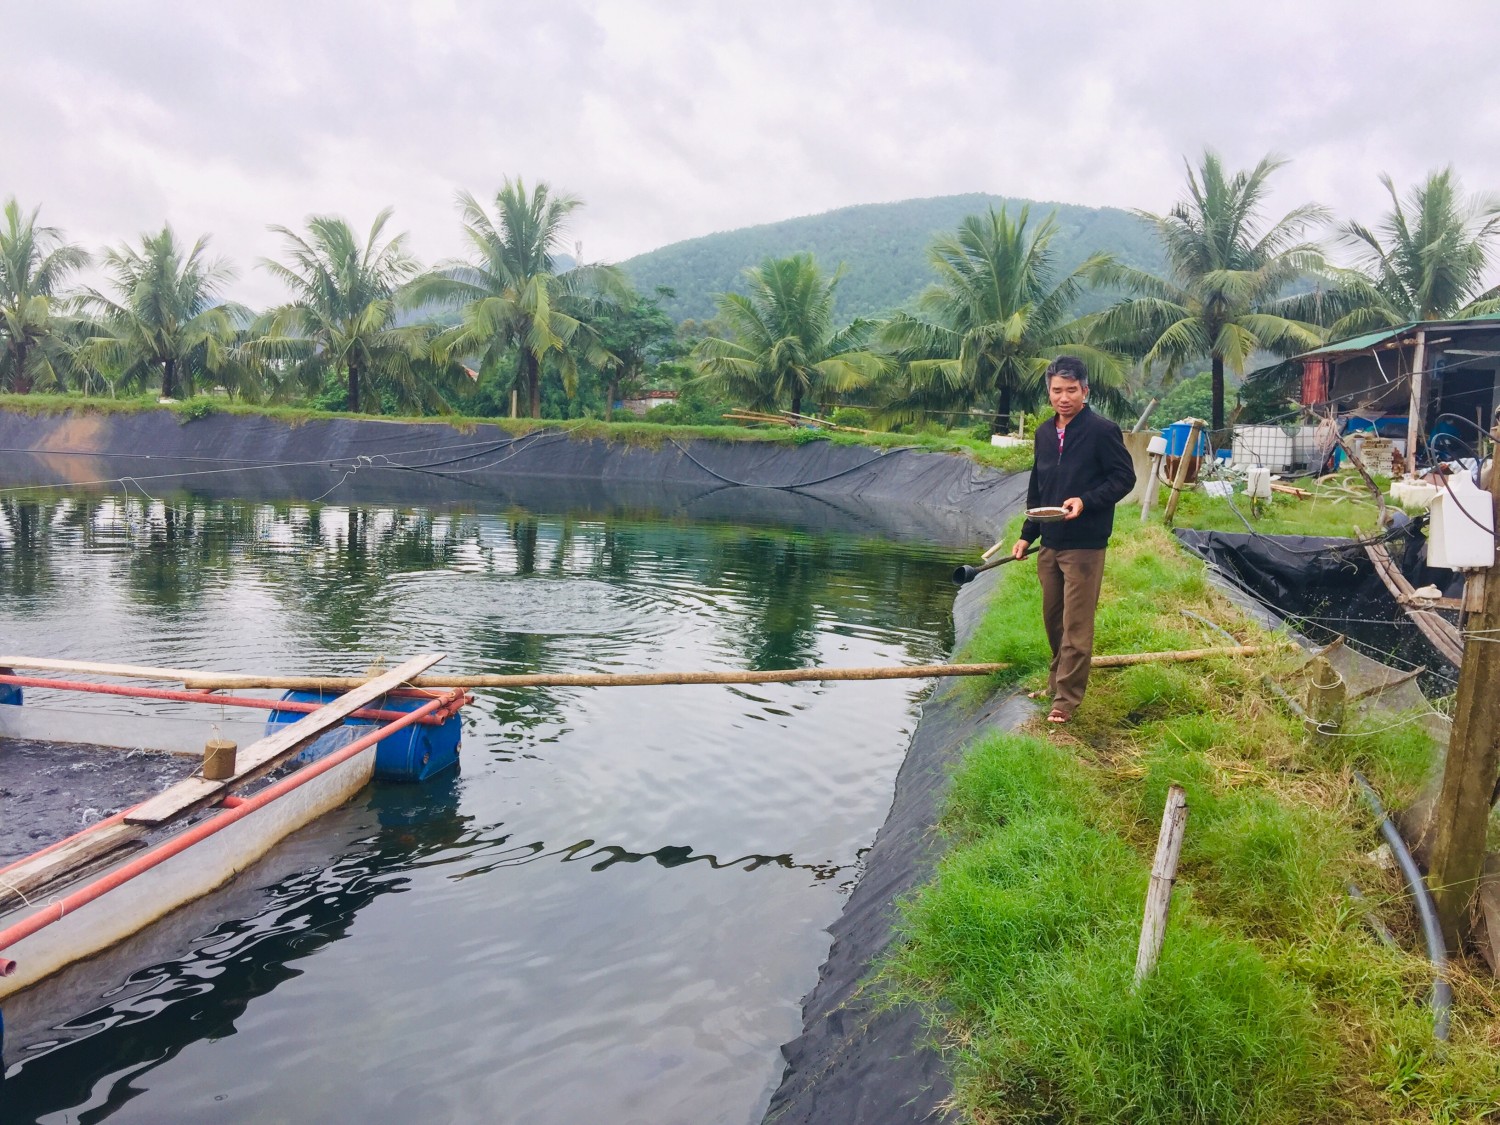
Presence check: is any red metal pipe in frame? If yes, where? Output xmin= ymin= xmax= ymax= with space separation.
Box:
xmin=0 ymin=674 xmax=443 ymax=725
xmin=0 ymin=689 xmax=467 ymax=975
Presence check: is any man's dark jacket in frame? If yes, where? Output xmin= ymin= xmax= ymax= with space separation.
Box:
xmin=1020 ymin=404 xmax=1137 ymax=550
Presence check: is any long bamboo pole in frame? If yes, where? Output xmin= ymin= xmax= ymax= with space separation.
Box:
xmin=1 ymin=647 xmax=1271 ymax=694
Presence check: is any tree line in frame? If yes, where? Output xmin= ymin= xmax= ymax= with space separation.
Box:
xmin=692 ymin=153 xmax=1500 ymax=435
xmin=0 ymin=179 xmax=678 ymax=419
xmin=3 ymin=154 xmax=1498 ymax=432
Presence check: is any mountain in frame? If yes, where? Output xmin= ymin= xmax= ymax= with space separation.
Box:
xmin=618 ymin=193 xmax=1168 ymax=324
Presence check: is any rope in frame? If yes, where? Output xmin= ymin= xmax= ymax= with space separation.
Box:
xmin=665 ymin=438 xmax=922 ymax=491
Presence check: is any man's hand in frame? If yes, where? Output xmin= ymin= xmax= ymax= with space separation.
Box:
xmin=1011 ymin=538 xmax=1031 ymax=560
xmin=1061 ymin=497 xmax=1084 ymax=520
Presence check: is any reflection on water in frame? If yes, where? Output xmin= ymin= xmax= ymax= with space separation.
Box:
xmin=0 ymin=489 xmax=964 ymax=1125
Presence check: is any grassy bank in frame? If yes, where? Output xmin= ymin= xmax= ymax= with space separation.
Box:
xmin=886 ymin=520 xmax=1500 ymax=1122
xmin=0 ymin=392 xmax=1035 ymax=473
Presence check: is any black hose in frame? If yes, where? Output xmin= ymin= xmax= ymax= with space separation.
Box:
xmin=1352 ymin=770 xmax=1452 ymax=1041
xmin=952 ymin=545 xmax=1039 ymax=586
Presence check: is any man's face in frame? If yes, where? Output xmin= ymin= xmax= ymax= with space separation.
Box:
xmin=1049 ymin=375 xmax=1087 ymax=420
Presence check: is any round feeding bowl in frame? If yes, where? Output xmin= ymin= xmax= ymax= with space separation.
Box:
xmin=1026 ymin=506 xmax=1068 ymax=522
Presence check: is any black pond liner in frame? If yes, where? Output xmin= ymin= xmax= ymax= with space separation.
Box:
xmin=1173 ymin=527 xmax=1461 ymax=699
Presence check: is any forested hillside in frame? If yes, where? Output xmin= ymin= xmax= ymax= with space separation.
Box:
xmin=619 ymin=193 xmax=1168 ymax=322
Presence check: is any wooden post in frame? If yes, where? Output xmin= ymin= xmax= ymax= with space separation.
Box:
xmin=1404 ymin=330 xmax=1428 ymax=480
xmin=1162 ymin=419 xmax=1206 ymax=528
xmin=1134 ymin=784 xmax=1188 ymax=988
xmin=1427 ymin=428 xmax=1500 ymax=949
xmin=1304 ymin=656 xmax=1345 ymax=742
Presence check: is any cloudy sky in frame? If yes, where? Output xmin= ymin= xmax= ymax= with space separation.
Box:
xmin=5 ymin=0 xmax=1497 ymax=307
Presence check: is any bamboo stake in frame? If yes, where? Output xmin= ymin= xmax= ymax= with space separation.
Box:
xmin=1134 ymin=783 xmax=1188 ymax=988
xmin=1162 ymin=418 xmax=1206 ymax=528
xmin=1304 ymin=655 xmax=1346 ymax=745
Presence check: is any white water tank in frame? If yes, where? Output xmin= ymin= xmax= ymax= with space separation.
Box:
xmin=1429 ymin=472 xmax=1496 ymax=570
xmin=1245 ymin=465 xmax=1273 ymax=499
xmin=1232 ymin=425 xmax=1294 ymax=471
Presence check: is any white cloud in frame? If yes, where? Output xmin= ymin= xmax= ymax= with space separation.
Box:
xmin=2 ymin=0 xmax=1496 ymax=308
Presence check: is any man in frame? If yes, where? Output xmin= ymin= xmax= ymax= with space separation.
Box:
xmin=1011 ymin=355 xmax=1137 ymax=723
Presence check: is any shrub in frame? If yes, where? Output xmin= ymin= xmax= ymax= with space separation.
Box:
xmin=830 ymin=406 xmax=870 ymax=428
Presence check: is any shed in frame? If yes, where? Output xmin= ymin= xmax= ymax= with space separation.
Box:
xmin=1295 ymin=315 xmax=1500 ymax=470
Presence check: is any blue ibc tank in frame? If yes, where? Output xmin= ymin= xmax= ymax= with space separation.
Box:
xmin=265 ymin=691 xmax=461 ymax=782
xmin=1164 ymin=422 xmax=1209 ymax=457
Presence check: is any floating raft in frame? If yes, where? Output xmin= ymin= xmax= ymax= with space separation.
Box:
xmin=0 ymin=654 xmax=469 ymax=1000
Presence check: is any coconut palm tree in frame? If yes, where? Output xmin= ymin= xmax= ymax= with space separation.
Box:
xmin=879 ymin=206 xmax=1126 ymax=431
xmin=1092 ymin=151 xmax=1328 ymax=432
xmin=422 ymin=180 xmax=626 ymax=419
xmin=79 ymin=227 xmax=243 ymax=400
xmin=258 ymin=209 xmax=460 ymax=413
xmin=1292 ymin=169 xmax=1500 ymax=337
xmin=0 ymin=199 xmax=89 ymax=394
xmin=693 ymin=254 xmax=885 ymax=417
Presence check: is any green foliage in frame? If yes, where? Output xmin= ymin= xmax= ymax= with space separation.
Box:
xmin=0 ymin=198 xmax=90 ymax=394
xmin=620 ymin=192 xmax=1168 ymax=323
xmin=879 ymin=206 xmax=1129 ymax=429
xmin=829 ymin=406 xmax=870 ymax=428
xmin=788 ymin=426 xmax=829 ymax=444
xmin=1238 ymin=361 xmax=1302 ymax=424
xmin=257 ymin=209 xmax=462 ymax=413
xmin=1289 ymin=168 xmax=1500 ymax=336
xmin=78 ymin=226 xmax=247 ymax=400
xmin=1092 ymin=151 xmax=1328 ymax=431
xmin=172 ymin=397 xmax=219 ymax=423
xmin=693 ymin=253 xmax=887 ymax=416
xmin=585 ymin=286 xmax=682 ymax=417
xmin=422 ymin=179 xmax=628 ymax=419
xmin=1149 ymin=369 xmax=1216 ymax=428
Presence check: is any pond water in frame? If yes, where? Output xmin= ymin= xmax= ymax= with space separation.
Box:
xmin=0 ymin=489 xmax=968 ymax=1125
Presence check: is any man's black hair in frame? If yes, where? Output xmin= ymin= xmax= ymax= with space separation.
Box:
xmin=1045 ymin=355 xmax=1089 ymax=387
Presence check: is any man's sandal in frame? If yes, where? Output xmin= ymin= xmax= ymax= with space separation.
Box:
xmin=1026 ymin=690 xmax=1048 ymax=700
xmin=1046 ymin=708 xmax=1071 ymax=724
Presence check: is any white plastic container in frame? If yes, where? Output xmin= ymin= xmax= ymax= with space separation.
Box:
xmin=1245 ymin=465 xmax=1273 ymax=499
xmin=1429 ymin=473 xmax=1496 ymax=569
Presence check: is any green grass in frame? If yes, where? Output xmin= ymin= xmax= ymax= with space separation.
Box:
xmin=1168 ymin=474 xmax=1391 ymax=537
xmin=888 ymin=520 xmax=1500 ymax=1122
xmin=0 ymin=392 xmax=1035 ymax=471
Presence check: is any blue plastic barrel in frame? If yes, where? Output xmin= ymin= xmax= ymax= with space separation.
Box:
xmin=265 ymin=691 xmax=462 ymax=782
xmin=1164 ymin=422 xmax=1208 ymax=457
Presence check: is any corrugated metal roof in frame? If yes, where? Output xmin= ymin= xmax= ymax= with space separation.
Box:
xmin=1299 ymin=325 xmax=1414 ymax=358
xmin=1297 ymin=313 xmax=1500 ymax=360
